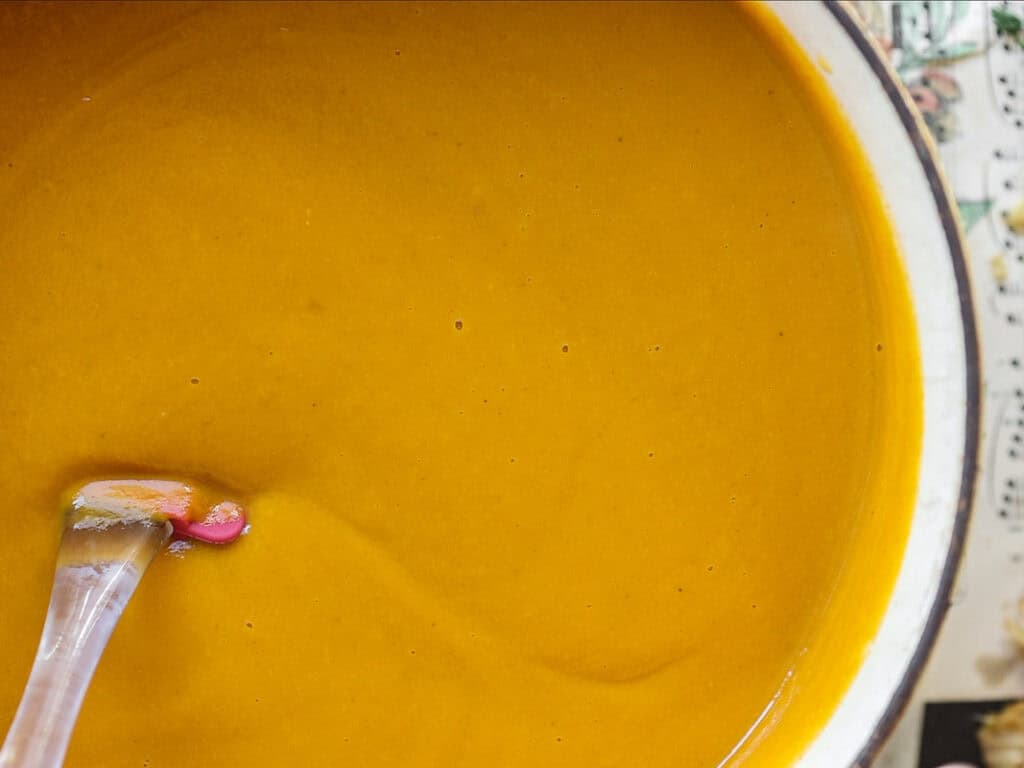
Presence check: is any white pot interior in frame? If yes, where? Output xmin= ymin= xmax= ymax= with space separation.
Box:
xmin=762 ymin=2 xmax=976 ymax=766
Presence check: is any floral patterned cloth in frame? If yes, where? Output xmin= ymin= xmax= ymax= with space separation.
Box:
xmin=851 ymin=3 xmax=1024 ymax=766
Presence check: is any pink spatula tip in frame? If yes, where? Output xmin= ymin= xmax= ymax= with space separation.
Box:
xmin=71 ymin=479 xmax=248 ymax=544
xmin=170 ymin=501 xmax=247 ymax=544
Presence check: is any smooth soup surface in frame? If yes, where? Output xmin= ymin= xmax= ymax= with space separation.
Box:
xmin=0 ymin=2 xmax=921 ymax=766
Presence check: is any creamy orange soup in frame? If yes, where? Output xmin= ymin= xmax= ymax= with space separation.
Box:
xmin=0 ymin=2 xmax=920 ymax=765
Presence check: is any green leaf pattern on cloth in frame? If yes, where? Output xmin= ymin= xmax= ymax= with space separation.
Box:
xmin=956 ymin=199 xmax=993 ymax=234
xmin=852 ymin=1 xmax=996 ymax=231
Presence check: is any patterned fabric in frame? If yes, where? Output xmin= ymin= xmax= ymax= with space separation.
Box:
xmin=855 ymin=3 xmax=1024 ymax=766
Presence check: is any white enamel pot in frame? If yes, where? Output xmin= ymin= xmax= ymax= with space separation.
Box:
xmin=763 ymin=2 xmax=979 ymax=766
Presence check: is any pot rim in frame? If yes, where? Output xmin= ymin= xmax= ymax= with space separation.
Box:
xmin=815 ymin=2 xmax=981 ymax=765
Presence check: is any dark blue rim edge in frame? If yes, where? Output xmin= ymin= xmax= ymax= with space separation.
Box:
xmin=818 ymin=1 xmax=981 ymax=766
